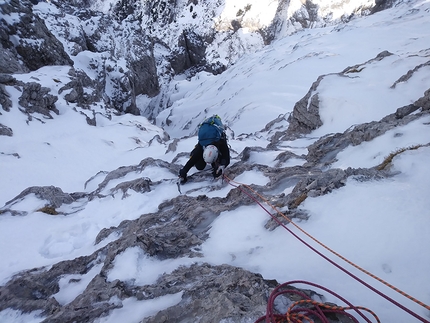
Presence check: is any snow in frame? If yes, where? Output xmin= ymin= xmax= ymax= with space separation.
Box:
xmin=89 ymin=0 xmax=117 ymax=14
xmin=157 ymin=0 xmax=430 ymax=140
xmin=93 ymin=293 xmax=184 ymax=323
xmin=107 ymin=246 xmax=195 ymax=286
xmin=1 ymin=0 xmax=430 ymax=322
xmin=218 ymin=0 xmax=279 ymax=29
xmin=332 ymin=115 xmax=430 ymax=169
xmin=317 ymin=0 xmax=375 ymax=20
xmin=54 ymin=263 xmax=104 ymax=305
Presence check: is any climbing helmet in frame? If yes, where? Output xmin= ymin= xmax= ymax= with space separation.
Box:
xmin=203 ymin=145 xmax=219 ymax=163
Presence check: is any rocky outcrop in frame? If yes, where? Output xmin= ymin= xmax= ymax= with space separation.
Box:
xmin=2 ymin=67 xmax=428 ymax=317
xmin=305 ymin=108 xmax=430 ymax=168
xmin=0 ymin=0 xmax=73 ymax=73
xmin=0 ymin=258 xmax=277 ymax=323
xmin=0 ymin=123 xmax=13 ymax=136
xmin=2 ymin=186 xmax=75 ymax=216
xmin=170 ymin=29 xmax=210 ymax=75
xmin=0 ymin=74 xmax=60 ymax=130
xmin=263 ymin=0 xmax=377 ymax=44
xmin=36 ymin=2 xmax=161 ymax=115
xmin=1 ymin=152 xmax=382 ymax=322
xmin=372 ymin=0 xmax=400 ymax=13
xmin=284 ymin=74 xmax=325 ymax=137
xmin=59 ymin=68 xmax=100 ymax=108
xmin=18 ymin=82 xmax=59 ymax=118
xmin=0 ymin=74 xmax=14 ymax=112
xmin=301 ymin=63 xmax=430 ymax=168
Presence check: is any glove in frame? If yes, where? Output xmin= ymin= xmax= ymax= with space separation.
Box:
xmin=217 ymin=165 xmax=225 ymax=175
xmin=178 ymin=168 xmax=187 ymax=184
xmin=213 ymin=165 xmax=225 ymax=178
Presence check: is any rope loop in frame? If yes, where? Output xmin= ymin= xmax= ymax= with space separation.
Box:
xmin=254 ymin=280 xmax=381 ymax=323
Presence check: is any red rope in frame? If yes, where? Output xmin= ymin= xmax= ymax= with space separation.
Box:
xmin=254 ymin=281 xmax=381 ymax=323
xmin=224 ymin=176 xmax=430 ymax=323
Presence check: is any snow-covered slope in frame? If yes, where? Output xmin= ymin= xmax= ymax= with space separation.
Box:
xmin=0 ymin=0 xmax=430 ymax=322
xmin=157 ymin=0 xmax=430 ymax=138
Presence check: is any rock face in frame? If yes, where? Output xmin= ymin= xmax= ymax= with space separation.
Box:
xmin=0 ymin=123 xmax=13 ymax=136
xmin=19 ymin=82 xmax=59 ymax=118
xmin=0 ymin=76 xmax=60 ymax=122
xmin=0 ymin=0 xmax=73 ymax=72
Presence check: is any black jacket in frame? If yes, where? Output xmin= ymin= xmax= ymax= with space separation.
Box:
xmin=182 ymin=137 xmax=230 ymax=174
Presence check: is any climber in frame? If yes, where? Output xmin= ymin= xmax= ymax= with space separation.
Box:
xmin=178 ymin=115 xmax=230 ymax=184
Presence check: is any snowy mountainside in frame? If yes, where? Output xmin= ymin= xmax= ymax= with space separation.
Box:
xmin=157 ymin=1 xmax=430 ymax=139
xmin=0 ymin=0 xmax=430 ymax=323
xmin=8 ymin=0 xmax=386 ymax=119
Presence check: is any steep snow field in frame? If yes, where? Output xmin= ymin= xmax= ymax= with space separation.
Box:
xmin=1 ymin=0 xmax=430 ymax=322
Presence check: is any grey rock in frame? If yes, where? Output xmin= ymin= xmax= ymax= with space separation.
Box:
xmin=4 ymin=186 xmax=74 ymax=209
xmin=165 ymin=138 xmax=180 ymax=153
xmin=59 ymin=68 xmax=100 ymax=108
xmin=0 ymin=123 xmax=13 ymax=136
xmin=264 ymin=0 xmax=378 ymax=45
xmin=0 ymin=266 xmax=61 ymax=315
xmin=237 ymin=146 xmax=270 ymax=163
xmin=88 ymin=158 xmax=173 ymax=197
xmin=0 ymin=74 xmax=16 ymax=111
xmin=286 ymin=75 xmax=324 ymax=136
xmin=0 ymin=85 xmax=12 ymax=112
xmin=415 ymin=88 xmax=430 ymax=111
xmin=306 ymin=108 xmax=430 ymax=167
xmin=395 ymin=104 xmax=420 ymax=119
xmin=279 ymin=51 xmax=395 ymax=142
xmin=391 ymin=60 xmax=430 ymax=89
xmin=18 ymin=82 xmax=59 ymax=118
xmin=140 ymin=263 xmax=275 ymax=323
xmin=0 ymin=0 xmax=73 ymax=72
xmin=0 ymin=154 xmax=380 ymax=322
xmin=3 ymin=158 xmax=361 ymax=321
xmin=372 ymin=0 xmax=401 ymax=13
xmin=110 ymin=177 xmax=153 ymax=199
xmin=0 ymin=73 xmax=16 ymax=84
xmin=170 ymin=30 xmax=209 ymax=75
xmin=129 ymin=51 xmax=160 ymax=98
xmin=1 ymin=0 xmax=394 ymax=120
xmin=0 ymin=43 xmax=28 ymax=74
xmin=54 ymin=7 xmax=159 ymax=114
xmin=264 ymin=73 xmax=328 ymax=145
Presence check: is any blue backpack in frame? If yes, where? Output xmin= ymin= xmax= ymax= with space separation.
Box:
xmin=198 ymin=115 xmax=225 ymax=146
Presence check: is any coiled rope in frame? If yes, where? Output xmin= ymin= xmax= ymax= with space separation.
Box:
xmin=255 ymin=280 xmax=380 ymax=323
xmin=223 ymin=175 xmax=430 ymax=323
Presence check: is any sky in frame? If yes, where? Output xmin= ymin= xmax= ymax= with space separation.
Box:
xmin=1 ymin=0 xmax=430 ymax=322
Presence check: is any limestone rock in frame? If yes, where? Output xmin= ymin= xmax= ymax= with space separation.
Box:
xmin=0 ymin=123 xmax=13 ymax=136
xmin=18 ymin=82 xmax=59 ymax=118
xmin=4 ymin=186 xmax=74 ymax=209
xmin=0 ymin=0 xmax=73 ymax=73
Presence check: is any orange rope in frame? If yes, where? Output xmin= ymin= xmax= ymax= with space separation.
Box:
xmin=286 ymin=300 xmax=381 ymax=323
xmin=224 ymin=175 xmax=430 ymax=313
